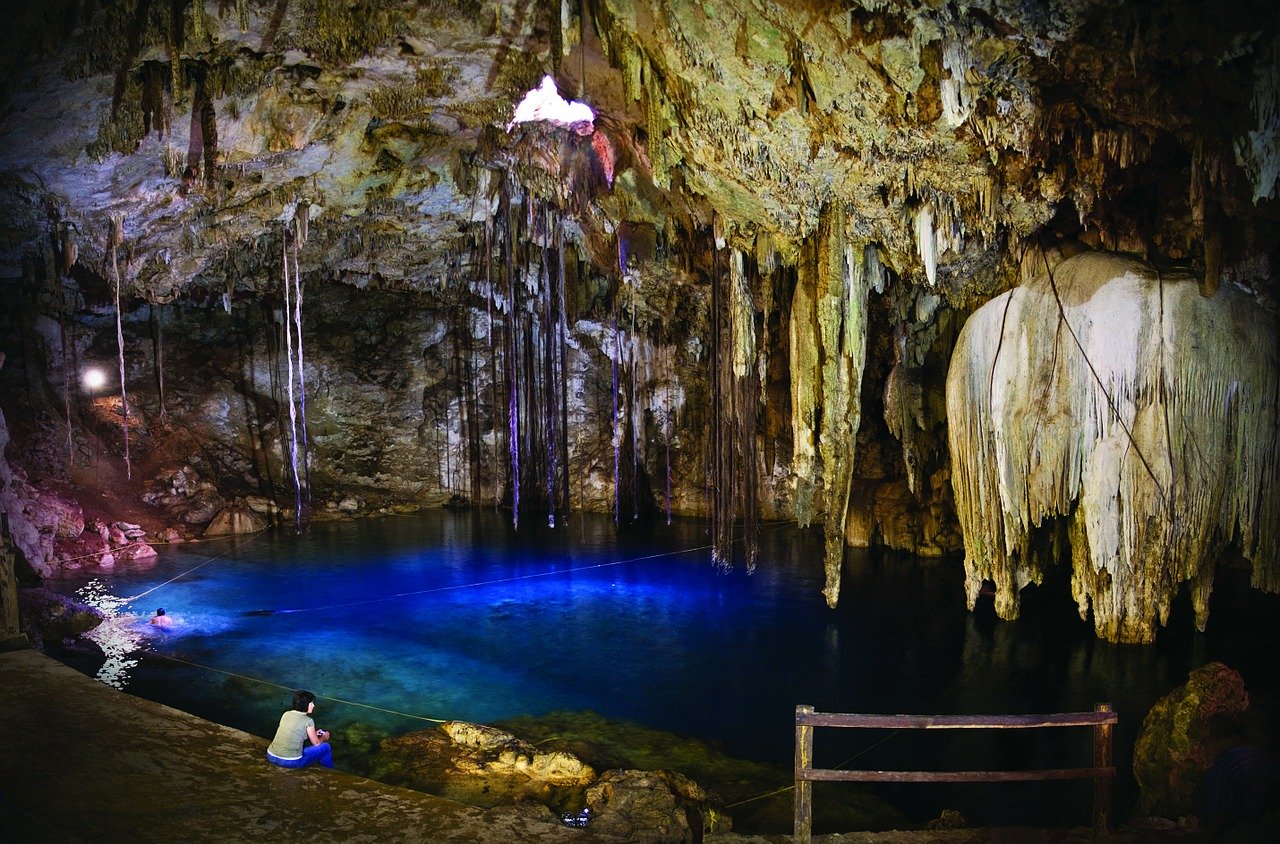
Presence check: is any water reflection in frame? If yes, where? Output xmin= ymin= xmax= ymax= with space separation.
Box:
xmin=46 ymin=511 xmax=1279 ymax=828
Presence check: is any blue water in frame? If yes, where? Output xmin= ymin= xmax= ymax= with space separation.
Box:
xmin=48 ymin=510 xmax=1280 ymax=829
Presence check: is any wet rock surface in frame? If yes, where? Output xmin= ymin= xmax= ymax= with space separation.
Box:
xmin=1132 ymin=662 xmax=1253 ymax=818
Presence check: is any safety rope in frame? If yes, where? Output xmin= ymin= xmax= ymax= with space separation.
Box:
xmin=144 ymin=651 xmax=450 ymax=724
xmin=51 ymin=529 xmax=264 ymax=567
xmin=267 ymin=542 xmax=716 ymax=615
xmin=121 ymin=529 xmax=269 ymax=605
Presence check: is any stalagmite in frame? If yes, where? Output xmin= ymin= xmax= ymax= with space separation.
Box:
xmin=947 ymin=252 xmax=1280 ymax=643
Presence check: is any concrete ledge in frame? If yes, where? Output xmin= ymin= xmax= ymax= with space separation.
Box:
xmin=0 ymin=650 xmax=613 ymax=842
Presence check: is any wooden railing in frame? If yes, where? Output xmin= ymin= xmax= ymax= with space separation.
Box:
xmin=793 ymin=703 xmax=1116 ymax=843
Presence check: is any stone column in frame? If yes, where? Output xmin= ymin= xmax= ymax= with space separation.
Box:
xmin=1 ymin=513 xmax=30 ymax=651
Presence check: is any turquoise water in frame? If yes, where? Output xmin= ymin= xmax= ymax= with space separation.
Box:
xmin=48 ymin=510 xmax=1280 ymax=828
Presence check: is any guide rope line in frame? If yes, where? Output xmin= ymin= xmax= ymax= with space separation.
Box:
xmin=120 ymin=528 xmax=270 ymax=606
xmin=723 ymin=640 xmax=978 ymax=810
xmin=50 ymin=528 xmax=266 ymax=567
xmin=265 ymin=542 xmax=718 ymax=615
xmin=145 ymin=650 xmax=450 ymax=724
xmin=721 ymin=727 xmax=911 ymax=809
xmin=258 ymin=519 xmax=797 ymax=617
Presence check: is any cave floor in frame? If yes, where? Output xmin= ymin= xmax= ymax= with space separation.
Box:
xmin=0 ymin=648 xmax=1192 ymax=843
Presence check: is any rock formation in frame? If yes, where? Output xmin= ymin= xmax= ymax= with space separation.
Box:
xmin=948 ymin=252 xmax=1279 ymax=643
xmin=1132 ymin=662 xmax=1251 ymax=818
xmin=0 ymin=1 xmax=1277 ymax=640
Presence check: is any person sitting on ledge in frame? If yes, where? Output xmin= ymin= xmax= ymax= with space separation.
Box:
xmin=149 ymin=608 xmax=173 ymax=627
xmin=266 ymin=690 xmax=334 ymax=769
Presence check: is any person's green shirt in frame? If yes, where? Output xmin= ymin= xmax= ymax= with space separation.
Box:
xmin=267 ymin=710 xmax=314 ymax=759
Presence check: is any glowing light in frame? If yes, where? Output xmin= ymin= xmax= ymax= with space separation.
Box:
xmin=508 ymin=76 xmax=595 ymax=134
xmin=82 ymin=367 xmax=107 ymax=390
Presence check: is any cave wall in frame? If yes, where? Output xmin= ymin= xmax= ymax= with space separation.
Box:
xmin=1 ymin=0 xmax=1277 ymax=640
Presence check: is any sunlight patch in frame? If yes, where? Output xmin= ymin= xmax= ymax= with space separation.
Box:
xmin=508 ymin=75 xmax=595 ymax=134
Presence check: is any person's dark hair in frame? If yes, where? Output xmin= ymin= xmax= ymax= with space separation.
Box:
xmin=291 ymin=690 xmax=316 ymax=712
xmin=155 ymin=608 xmax=165 ymax=616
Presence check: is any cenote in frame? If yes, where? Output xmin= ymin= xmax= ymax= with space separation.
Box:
xmin=45 ymin=509 xmax=1280 ymax=834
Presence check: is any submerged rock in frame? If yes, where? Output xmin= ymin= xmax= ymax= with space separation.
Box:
xmin=18 ymin=587 xmax=105 ymax=653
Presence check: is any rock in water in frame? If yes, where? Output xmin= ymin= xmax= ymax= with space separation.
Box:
xmin=1133 ymin=662 xmax=1250 ymax=817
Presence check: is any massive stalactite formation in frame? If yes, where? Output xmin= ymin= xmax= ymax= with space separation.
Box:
xmin=947 ymin=252 xmax=1280 ymax=643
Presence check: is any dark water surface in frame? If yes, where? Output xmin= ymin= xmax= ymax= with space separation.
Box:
xmin=48 ymin=510 xmax=1280 ymax=829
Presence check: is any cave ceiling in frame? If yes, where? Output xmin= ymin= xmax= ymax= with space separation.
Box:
xmin=0 ymin=1 xmax=1278 ymax=643
xmin=0 ymin=0 xmax=1275 ymax=309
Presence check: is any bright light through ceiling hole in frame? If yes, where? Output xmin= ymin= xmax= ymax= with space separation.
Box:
xmin=508 ymin=75 xmax=595 ymax=135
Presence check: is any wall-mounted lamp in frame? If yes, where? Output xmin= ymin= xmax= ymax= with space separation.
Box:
xmin=82 ymin=367 xmax=107 ymax=391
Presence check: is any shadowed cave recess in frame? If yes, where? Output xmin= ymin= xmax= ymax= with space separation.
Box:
xmin=0 ymin=0 xmax=1278 ymax=833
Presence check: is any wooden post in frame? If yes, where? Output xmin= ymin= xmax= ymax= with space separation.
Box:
xmin=1 ymin=513 xmax=31 ymax=651
xmin=1092 ymin=702 xmax=1113 ymax=836
xmin=795 ymin=705 xmax=813 ymax=844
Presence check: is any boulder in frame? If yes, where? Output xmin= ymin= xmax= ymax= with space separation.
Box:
xmin=378 ymin=721 xmax=595 ymax=810
xmin=584 ymin=768 xmax=727 ymax=843
xmin=52 ymin=530 xmax=114 ymax=573
xmin=114 ymin=542 xmax=158 ymax=565
xmin=38 ymin=491 xmax=84 ymax=539
xmin=204 ymin=505 xmax=267 ymax=536
xmin=18 ymin=587 xmax=105 ymax=652
xmin=1133 ymin=662 xmax=1251 ymax=817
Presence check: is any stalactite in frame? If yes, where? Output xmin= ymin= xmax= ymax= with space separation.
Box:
xmin=261 ymin=0 xmax=289 ymax=51
xmin=187 ymin=66 xmax=207 ymax=184
xmin=555 ymin=222 xmax=572 ymax=519
xmin=111 ymin=0 xmax=153 ymax=121
xmin=108 ymin=215 xmax=132 ymax=481
xmin=502 ymin=184 xmax=521 ymax=528
xmin=60 ymin=298 xmax=73 ymax=472
xmin=814 ymin=205 xmax=871 ymax=608
xmin=708 ymin=237 xmax=760 ymax=570
xmin=731 ymin=249 xmax=759 ymax=571
xmin=236 ymin=0 xmax=250 ymax=32
xmin=610 ymin=307 xmax=621 ymax=526
xmin=915 ymin=202 xmax=937 ymax=286
xmin=628 ymin=267 xmax=640 ymax=523
xmin=663 ymin=344 xmax=673 ymax=525
xmin=789 ymin=242 xmax=820 ymax=527
xmin=190 ymin=0 xmax=207 ymax=43
xmin=947 ymin=252 xmax=1280 ymax=643
xmin=540 ymin=210 xmax=559 ymax=526
xmin=149 ymin=303 xmax=167 ymax=418
xmin=485 ymin=215 xmax=502 ymax=510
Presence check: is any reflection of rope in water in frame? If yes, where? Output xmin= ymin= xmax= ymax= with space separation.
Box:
xmin=145 ymin=650 xmax=450 ymax=724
